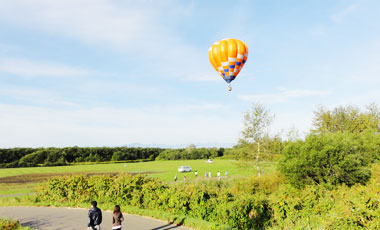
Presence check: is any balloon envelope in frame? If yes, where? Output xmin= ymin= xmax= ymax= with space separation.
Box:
xmin=208 ymin=38 xmax=248 ymax=84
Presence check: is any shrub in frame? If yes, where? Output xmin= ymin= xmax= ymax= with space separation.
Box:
xmin=37 ymin=174 xmax=272 ymax=229
xmin=279 ymin=132 xmax=373 ymax=188
xmin=268 ymin=170 xmax=380 ymax=229
xmin=0 ymin=218 xmax=32 ymax=230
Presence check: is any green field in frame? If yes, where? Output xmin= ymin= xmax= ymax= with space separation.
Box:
xmin=0 ymin=159 xmax=277 ymax=197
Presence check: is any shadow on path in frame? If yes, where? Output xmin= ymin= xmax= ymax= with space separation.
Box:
xmin=150 ymin=217 xmax=185 ymax=230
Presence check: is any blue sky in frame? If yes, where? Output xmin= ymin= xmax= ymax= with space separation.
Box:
xmin=0 ymin=0 xmax=379 ymax=147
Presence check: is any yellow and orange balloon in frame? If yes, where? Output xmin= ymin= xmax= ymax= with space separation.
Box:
xmin=208 ymin=38 xmax=248 ymax=91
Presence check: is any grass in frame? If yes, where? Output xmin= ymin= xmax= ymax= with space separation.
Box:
xmin=0 ymin=185 xmax=34 ymax=196
xmin=0 ymin=217 xmax=34 ymax=230
xmin=0 ymin=159 xmax=277 ymax=197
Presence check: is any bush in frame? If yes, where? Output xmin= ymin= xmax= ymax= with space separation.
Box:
xmin=37 ymin=174 xmax=272 ymax=229
xmin=279 ymin=132 xmax=373 ymax=188
xmin=268 ymin=166 xmax=380 ymax=229
xmin=18 ymin=151 xmax=46 ymax=167
xmin=155 ymin=149 xmax=183 ymax=160
xmin=155 ymin=148 xmax=223 ymax=161
xmin=0 ymin=218 xmax=32 ymax=230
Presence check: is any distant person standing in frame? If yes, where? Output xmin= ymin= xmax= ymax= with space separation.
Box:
xmin=217 ymin=171 xmax=221 ymax=180
xmin=174 ymin=175 xmax=177 ymax=182
xmin=88 ymin=201 xmax=102 ymax=230
xmin=205 ymin=171 xmax=208 ymax=177
xmin=112 ymin=205 xmax=124 ymax=230
xmin=184 ymin=176 xmax=187 ymax=181
xmin=208 ymin=171 xmax=211 ymax=177
xmin=195 ymin=171 xmax=198 ymax=177
xmin=225 ymin=170 xmax=228 ymax=177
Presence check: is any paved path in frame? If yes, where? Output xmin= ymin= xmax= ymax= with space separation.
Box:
xmin=0 ymin=207 xmax=192 ymax=230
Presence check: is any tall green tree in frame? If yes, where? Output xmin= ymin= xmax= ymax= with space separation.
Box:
xmin=312 ymin=104 xmax=380 ymax=134
xmin=239 ymin=103 xmax=274 ymax=175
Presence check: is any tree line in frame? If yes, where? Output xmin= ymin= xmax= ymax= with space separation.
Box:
xmin=0 ymin=146 xmax=227 ymax=168
xmin=0 ymin=147 xmax=164 ymax=168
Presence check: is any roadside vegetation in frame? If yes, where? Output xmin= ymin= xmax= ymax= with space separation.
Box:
xmin=0 ymin=218 xmax=33 ymax=230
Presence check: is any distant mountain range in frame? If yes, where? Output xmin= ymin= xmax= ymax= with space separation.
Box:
xmin=125 ymin=142 xmax=236 ymax=149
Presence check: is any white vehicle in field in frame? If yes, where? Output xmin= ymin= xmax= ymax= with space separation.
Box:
xmin=178 ymin=166 xmax=192 ymax=172
xmin=207 ymin=159 xmax=213 ymax=163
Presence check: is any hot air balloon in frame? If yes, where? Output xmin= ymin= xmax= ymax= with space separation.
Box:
xmin=208 ymin=38 xmax=248 ymax=91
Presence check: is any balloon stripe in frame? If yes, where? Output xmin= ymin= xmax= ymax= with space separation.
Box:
xmin=235 ymin=40 xmax=245 ymax=75
xmin=227 ymin=39 xmax=237 ymax=76
xmin=208 ymin=49 xmax=218 ymax=71
xmin=211 ymin=45 xmax=224 ymax=78
xmin=219 ymin=40 xmax=229 ymax=78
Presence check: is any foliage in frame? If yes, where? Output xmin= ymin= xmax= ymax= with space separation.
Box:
xmin=241 ymin=103 xmax=274 ymax=143
xmin=36 ymin=174 xmax=272 ymax=229
xmin=0 ymin=218 xmax=33 ymax=230
xmin=238 ymin=103 xmax=278 ymax=160
xmin=155 ymin=147 xmax=222 ymax=160
xmin=279 ymin=132 xmax=376 ymax=188
xmin=238 ymin=103 xmax=279 ymax=177
xmin=312 ymin=104 xmax=380 ymax=134
xmin=268 ymin=163 xmax=380 ymax=229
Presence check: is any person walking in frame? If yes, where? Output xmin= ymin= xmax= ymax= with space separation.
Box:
xmin=195 ymin=171 xmax=198 ymax=177
xmin=217 ymin=171 xmax=221 ymax=180
xmin=174 ymin=174 xmax=177 ymax=182
xmin=225 ymin=170 xmax=228 ymax=177
xmin=205 ymin=171 xmax=208 ymax=177
xmin=208 ymin=171 xmax=211 ymax=177
xmin=88 ymin=201 xmax=102 ymax=230
xmin=112 ymin=205 xmax=124 ymax=230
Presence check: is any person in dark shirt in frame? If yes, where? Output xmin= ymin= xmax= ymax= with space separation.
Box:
xmin=88 ymin=201 xmax=102 ymax=230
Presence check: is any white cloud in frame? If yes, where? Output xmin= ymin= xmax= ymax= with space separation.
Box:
xmin=0 ymin=43 xmax=22 ymax=55
xmin=181 ymin=73 xmax=219 ymax=82
xmin=0 ymin=103 xmax=240 ymax=147
xmin=238 ymin=89 xmax=330 ymax=104
xmin=147 ymin=103 xmax=228 ymax=113
xmin=331 ymin=4 xmax=358 ymax=23
xmin=348 ymin=48 xmax=380 ymax=84
xmin=338 ymin=90 xmax=380 ymax=107
xmin=0 ymin=87 xmax=80 ymax=107
xmin=271 ymin=112 xmax=313 ymax=139
xmin=309 ymin=26 xmax=327 ymax=36
xmin=0 ymin=0 xmax=150 ymax=50
xmin=0 ymin=0 xmax=213 ymax=82
xmin=78 ymin=81 xmax=167 ymax=97
xmin=0 ymin=58 xmax=92 ymax=77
